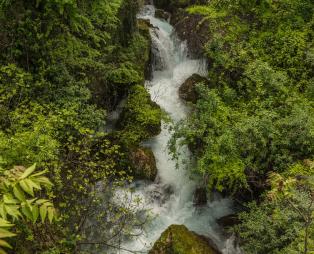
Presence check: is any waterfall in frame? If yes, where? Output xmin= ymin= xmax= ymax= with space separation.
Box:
xmin=114 ymin=5 xmax=241 ymax=254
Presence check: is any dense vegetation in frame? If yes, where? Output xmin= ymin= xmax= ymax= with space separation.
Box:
xmin=1 ymin=0 xmax=313 ymax=253
xmin=0 ymin=0 xmax=163 ymax=253
xmin=167 ymin=0 xmax=314 ymax=253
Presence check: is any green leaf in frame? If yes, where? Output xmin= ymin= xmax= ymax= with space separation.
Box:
xmin=32 ymin=205 xmax=39 ymax=223
xmin=0 ymin=247 xmax=8 ymax=254
xmin=3 ymin=195 xmax=18 ymax=205
xmin=21 ymin=205 xmax=33 ymax=221
xmin=36 ymin=176 xmax=53 ymax=187
xmin=19 ymin=180 xmax=34 ymax=196
xmin=13 ymin=185 xmax=26 ymax=202
xmin=0 ymin=228 xmax=16 ymax=238
xmin=31 ymin=169 xmax=48 ymax=177
xmin=0 ymin=219 xmax=13 ymax=228
xmin=19 ymin=163 xmax=36 ymax=180
xmin=0 ymin=221 xmax=11 ymax=229
xmin=26 ymin=179 xmax=41 ymax=190
xmin=47 ymin=207 xmax=54 ymax=223
xmin=35 ymin=199 xmax=48 ymax=205
xmin=39 ymin=204 xmax=47 ymax=223
xmin=4 ymin=205 xmax=21 ymax=220
xmin=0 ymin=239 xmax=12 ymax=249
xmin=0 ymin=205 xmax=6 ymax=219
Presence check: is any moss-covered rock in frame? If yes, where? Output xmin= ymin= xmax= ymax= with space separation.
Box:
xmin=117 ymin=85 xmax=162 ymax=146
xmin=129 ymin=147 xmax=157 ymax=181
xmin=91 ymin=14 xmax=152 ymax=110
xmin=138 ymin=18 xmax=154 ymax=79
xmin=149 ymin=225 xmax=221 ymax=254
xmin=179 ymin=74 xmax=211 ymax=103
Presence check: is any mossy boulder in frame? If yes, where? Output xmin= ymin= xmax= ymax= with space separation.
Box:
xmin=138 ymin=18 xmax=154 ymax=79
xmin=149 ymin=225 xmax=221 ymax=254
xmin=117 ymin=85 xmax=162 ymax=146
xmin=155 ymin=9 xmax=171 ymax=21
xmin=129 ymin=147 xmax=157 ymax=181
xmin=179 ymin=74 xmax=210 ymax=103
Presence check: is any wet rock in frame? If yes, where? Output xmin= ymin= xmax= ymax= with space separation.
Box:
xmin=148 ymin=184 xmax=174 ymax=205
xmin=129 ymin=147 xmax=157 ymax=181
xmin=138 ymin=18 xmax=154 ymax=80
xmin=155 ymin=9 xmax=171 ymax=21
xmin=171 ymin=10 xmax=211 ymax=58
xmin=179 ymin=73 xmax=210 ymax=103
xmin=149 ymin=224 xmax=221 ymax=254
xmin=217 ymin=214 xmax=240 ymax=229
xmin=151 ymin=28 xmax=168 ymax=71
xmin=216 ymin=214 xmax=240 ymax=239
xmin=193 ymin=187 xmax=207 ymax=206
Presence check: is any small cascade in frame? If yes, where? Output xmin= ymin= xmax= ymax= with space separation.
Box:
xmin=113 ymin=4 xmax=241 ymax=254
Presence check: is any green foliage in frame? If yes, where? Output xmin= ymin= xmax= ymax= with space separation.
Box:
xmin=171 ymin=0 xmax=314 ymax=194
xmin=234 ymin=164 xmax=314 ymax=254
xmin=0 ymin=218 xmax=15 ymax=253
xmin=0 ymin=0 xmax=151 ymax=252
xmin=0 ymin=164 xmax=56 ymax=254
xmin=170 ymin=1 xmax=314 ymax=253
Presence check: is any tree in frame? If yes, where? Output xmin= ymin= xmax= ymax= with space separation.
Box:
xmin=234 ymin=163 xmax=314 ymax=254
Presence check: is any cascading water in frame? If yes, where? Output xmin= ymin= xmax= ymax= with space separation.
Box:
xmin=115 ymin=5 xmax=241 ymax=254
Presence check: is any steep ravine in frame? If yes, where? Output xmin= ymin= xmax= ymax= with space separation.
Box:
xmin=114 ymin=5 xmax=241 ymax=254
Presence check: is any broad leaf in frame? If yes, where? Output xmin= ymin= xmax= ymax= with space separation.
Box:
xmin=19 ymin=180 xmax=34 ymax=196
xmin=0 ymin=219 xmax=13 ymax=228
xmin=19 ymin=164 xmax=36 ymax=180
xmin=13 ymin=185 xmax=26 ymax=202
xmin=0 ymin=228 xmax=16 ymax=238
xmin=0 ymin=239 xmax=12 ymax=249
xmin=40 ymin=204 xmax=47 ymax=223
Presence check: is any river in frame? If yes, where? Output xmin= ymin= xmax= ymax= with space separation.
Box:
xmin=113 ymin=4 xmax=240 ymax=254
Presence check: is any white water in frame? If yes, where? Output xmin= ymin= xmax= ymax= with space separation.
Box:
xmin=114 ymin=5 xmax=241 ymax=254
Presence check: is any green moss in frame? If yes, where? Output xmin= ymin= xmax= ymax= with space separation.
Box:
xmin=117 ymin=85 xmax=162 ymax=146
xmin=149 ymin=225 xmax=219 ymax=254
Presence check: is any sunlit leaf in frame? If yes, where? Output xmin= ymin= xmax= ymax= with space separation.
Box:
xmin=19 ymin=164 xmax=36 ymax=180
xmin=13 ymin=185 xmax=26 ymax=202
xmin=0 ymin=239 xmax=12 ymax=249
xmin=0 ymin=228 xmax=16 ymax=238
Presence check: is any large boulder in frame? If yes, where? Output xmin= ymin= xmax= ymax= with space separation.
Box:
xmin=179 ymin=74 xmax=210 ymax=103
xmin=171 ymin=9 xmax=210 ymax=58
xmin=138 ymin=18 xmax=154 ymax=79
xmin=155 ymin=9 xmax=171 ymax=21
xmin=217 ymin=215 xmax=240 ymax=230
xmin=129 ymin=147 xmax=157 ymax=181
xmin=216 ymin=214 xmax=240 ymax=238
xmin=149 ymin=225 xmax=221 ymax=254
xmin=193 ymin=187 xmax=207 ymax=206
